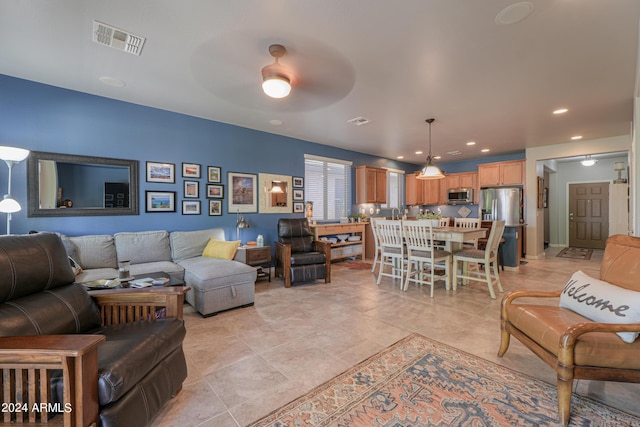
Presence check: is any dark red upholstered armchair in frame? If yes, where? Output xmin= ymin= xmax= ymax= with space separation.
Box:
xmin=274 ymin=218 xmax=332 ymax=288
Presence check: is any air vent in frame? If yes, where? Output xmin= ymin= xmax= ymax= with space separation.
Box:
xmin=447 ymin=150 xmax=462 ymax=156
xmin=93 ymin=21 xmax=145 ymax=56
xmin=347 ymin=116 xmax=371 ymax=126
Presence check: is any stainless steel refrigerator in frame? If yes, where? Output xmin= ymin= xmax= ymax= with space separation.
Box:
xmin=480 ymin=187 xmax=523 ymax=226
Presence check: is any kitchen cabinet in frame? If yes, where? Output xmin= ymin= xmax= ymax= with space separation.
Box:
xmin=356 ymin=166 xmax=387 ymax=204
xmin=405 ymin=172 xmax=424 ymax=205
xmin=422 ymin=178 xmax=441 ymax=205
xmin=478 ymin=160 xmax=524 ymax=187
xmin=442 ymin=172 xmax=478 ymax=203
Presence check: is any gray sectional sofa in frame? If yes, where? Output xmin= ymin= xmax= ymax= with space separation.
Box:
xmin=60 ymin=228 xmax=257 ymax=316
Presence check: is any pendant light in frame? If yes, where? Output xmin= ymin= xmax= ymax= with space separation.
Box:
xmin=416 ymin=118 xmax=445 ymax=180
xmin=261 ymin=44 xmax=292 ymax=99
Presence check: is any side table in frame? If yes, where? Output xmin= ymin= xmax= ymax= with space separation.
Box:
xmin=236 ymin=245 xmax=272 ymax=282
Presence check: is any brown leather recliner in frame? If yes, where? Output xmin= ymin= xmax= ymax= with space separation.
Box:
xmin=274 ymin=218 xmax=332 ymax=287
xmin=499 ymin=234 xmax=640 ymax=426
xmin=0 ymin=232 xmax=188 ymax=427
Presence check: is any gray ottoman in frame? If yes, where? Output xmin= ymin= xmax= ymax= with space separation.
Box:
xmin=178 ymin=256 xmax=257 ymax=316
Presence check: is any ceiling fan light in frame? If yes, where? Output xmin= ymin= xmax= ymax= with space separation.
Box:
xmin=580 ymin=155 xmax=597 ymax=167
xmin=262 ymin=75 xmax=291 ymax=98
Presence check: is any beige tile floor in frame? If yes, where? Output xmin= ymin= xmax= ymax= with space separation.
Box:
xmin=153 ymin=247 xmax=640 ymax=427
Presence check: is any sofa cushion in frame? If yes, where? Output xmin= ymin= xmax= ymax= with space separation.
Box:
xmin=0 ymin=233 xmax=76 ymax=302
xmin=129 ymin=261 xmax=185 ymax=280
xmin=560 ymin=270 xmax=640 ymax=343
xmin=290 ymin=251 xmax=326 ymax=266
xmin=89 ymin=318 xmax=186 ymax=406
xmin=506 ymin=303 xmax=640 ymax=369
xmin=114 ymin=230 xmax=171 ymax=265
xmin=202 ymin=238 xmax=241 ymax=260
xmin=0 ymin=283 xmax=102 ymax=336
xmin=68 ymin=235 xmax=118 ymax=269
xmin=170 ymin=228 xmax=226 ymax=261
xmin=75 ymin=268 xmax=118 ymax=283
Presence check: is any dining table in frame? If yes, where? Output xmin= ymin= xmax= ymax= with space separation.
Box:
xmin=432 ymin=226 xmax=488 ymax=252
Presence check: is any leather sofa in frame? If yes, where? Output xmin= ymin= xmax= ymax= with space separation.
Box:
xmin=0 ymin=232 xmax=188 ymax=427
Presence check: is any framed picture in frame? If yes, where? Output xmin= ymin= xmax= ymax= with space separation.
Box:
xmin=293 ymin=189 xmax=304 ymax=201
xmin=207 ymin=184 xmax=224 ymax=199
xmin=182 ymin=162 xmax=201 ymax=178
xmin=207 ymin=166 xmax=221 ymax=183
xmin=182 ymin=200 xmax=201 ymax=215
xmin=228 ymin=172 xmax=257 ymax=213
xmin=146 ymin=161 xmax=175 ymax=183
xmin=293 ymin=202 xmax=304 ymax=213
xmin=208 ymin=199 xmax=222 ymax=216
xmin=184 ymin=180 xmax=199 ymax=198
xmin=293 ymin=176 xmax=304 ymax=188
xmin=145 ymin=191 xmax=176 ymax=212
xmin=258 ymin=173 xmax=293 ymax=214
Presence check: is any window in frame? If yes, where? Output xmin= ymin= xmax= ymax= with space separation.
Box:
xmin=383 ymin=169 xmax=405 ymax=209
xmin=304 ymin=154 xmax=352 ymax=221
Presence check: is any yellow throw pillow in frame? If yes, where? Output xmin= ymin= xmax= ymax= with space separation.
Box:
xmin=202 ymin=238 xmax=241 ymax=260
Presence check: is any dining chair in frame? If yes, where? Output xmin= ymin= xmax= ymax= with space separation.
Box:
xmin=434 ymin=216 xmax=450 ymax=249
xmin=454 ymin=217 xmax=481 ymax=248
xmin=452 ymin=220 xmax=506 ymax=298
xmin=375 ymin=219 xmax=406 ymax=286
xmin=370 ymin=217 xmax=381 ymax=273
xmin=402 ymin=220 xmax=451 ymax=297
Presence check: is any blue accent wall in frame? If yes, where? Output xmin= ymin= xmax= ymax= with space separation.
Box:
xmin=0 ymin=74 xmax=420 ymax=248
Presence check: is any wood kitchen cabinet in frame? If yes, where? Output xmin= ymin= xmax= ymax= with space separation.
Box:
xmin=422 ymin=178 xmax=441 ymax=205
xmin=478 ymin=160 xmax=524 ymax=187
xmin=405 ymin=172 xmax=424 ymax=205
xmin=356 ymin=166 xmax=387 ymax=204
xmin=441 ymin=172 xmax=478 ymax=203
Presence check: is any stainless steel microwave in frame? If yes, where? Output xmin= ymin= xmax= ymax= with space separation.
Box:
xmin=447 ymin=188 xmax=474 ymax=205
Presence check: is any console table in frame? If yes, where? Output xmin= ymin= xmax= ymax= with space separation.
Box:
xmin=311 ymin=223 xmax=366 ymax=261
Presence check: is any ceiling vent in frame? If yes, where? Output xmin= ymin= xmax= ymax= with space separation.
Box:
xmin=447 ymin=150 xmax=462 ymax=156
xmin=92 ymin=20 xmax=145 ymax=56
xmin=347 ymin=116 xmax=371 ymax=126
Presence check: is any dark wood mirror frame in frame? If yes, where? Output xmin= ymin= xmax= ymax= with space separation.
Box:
xmin=27 ymin=151 xmax=139 ymax=217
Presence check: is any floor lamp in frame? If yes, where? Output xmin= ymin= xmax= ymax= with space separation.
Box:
xmin=0 ymin=146 xmax=30 ymax=235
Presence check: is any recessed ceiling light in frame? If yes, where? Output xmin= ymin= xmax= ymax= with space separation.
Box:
xmin=447 ymin=150 xmax=462 ymax=156
xmin=396 ymin=155 xmax=404 ymax=159
xmin=466 ymin=141 xmax=476 ymax=146
xmin=433 ymin=155 xmax=442 ymax=160
xmin=481 ymin=149 xmax=491 ymax=153
xmin=495 ymin=2 xmax=534 ymax=25
xmin=415 ymin=151 xmax=423 ymax=155
xmin=98 ymin=76 xmax=126 ymax=87
xmin=571 ymin=135 xmax=583 ymax=140
xmin=269 ymin=119 xmax=284 ymax=126
xmin=553 ymin=108 xmax=568 ymax=115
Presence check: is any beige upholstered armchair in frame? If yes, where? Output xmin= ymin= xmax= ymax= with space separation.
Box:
xmin=498 ymin=234 xmax=640 ymax=426
xmin=274 ymin=218 xmax=331 ymax=288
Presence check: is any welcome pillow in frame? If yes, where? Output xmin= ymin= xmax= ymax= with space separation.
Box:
xmin=560 ymin=270 xmax=640 ymax=343
xmin=202 ymin=238 xmax=241 ymax=260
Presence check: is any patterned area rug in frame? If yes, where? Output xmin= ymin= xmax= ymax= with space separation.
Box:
xmin=557 ymin=247 xmax=593 ymax=260
xmin=248 ymin=333 xmax=639 ymax=426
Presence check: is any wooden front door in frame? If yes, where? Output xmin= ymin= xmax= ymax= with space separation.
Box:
xmin=568 ymin=182 xmax=609 ymax=249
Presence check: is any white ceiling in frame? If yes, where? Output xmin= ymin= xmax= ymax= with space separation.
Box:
xmin=1 ymin=1 xmax=639 ymax=164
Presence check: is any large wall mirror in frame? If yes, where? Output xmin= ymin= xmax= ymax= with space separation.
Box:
xmin=27 ymin=151 xmax=139 ymax=217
